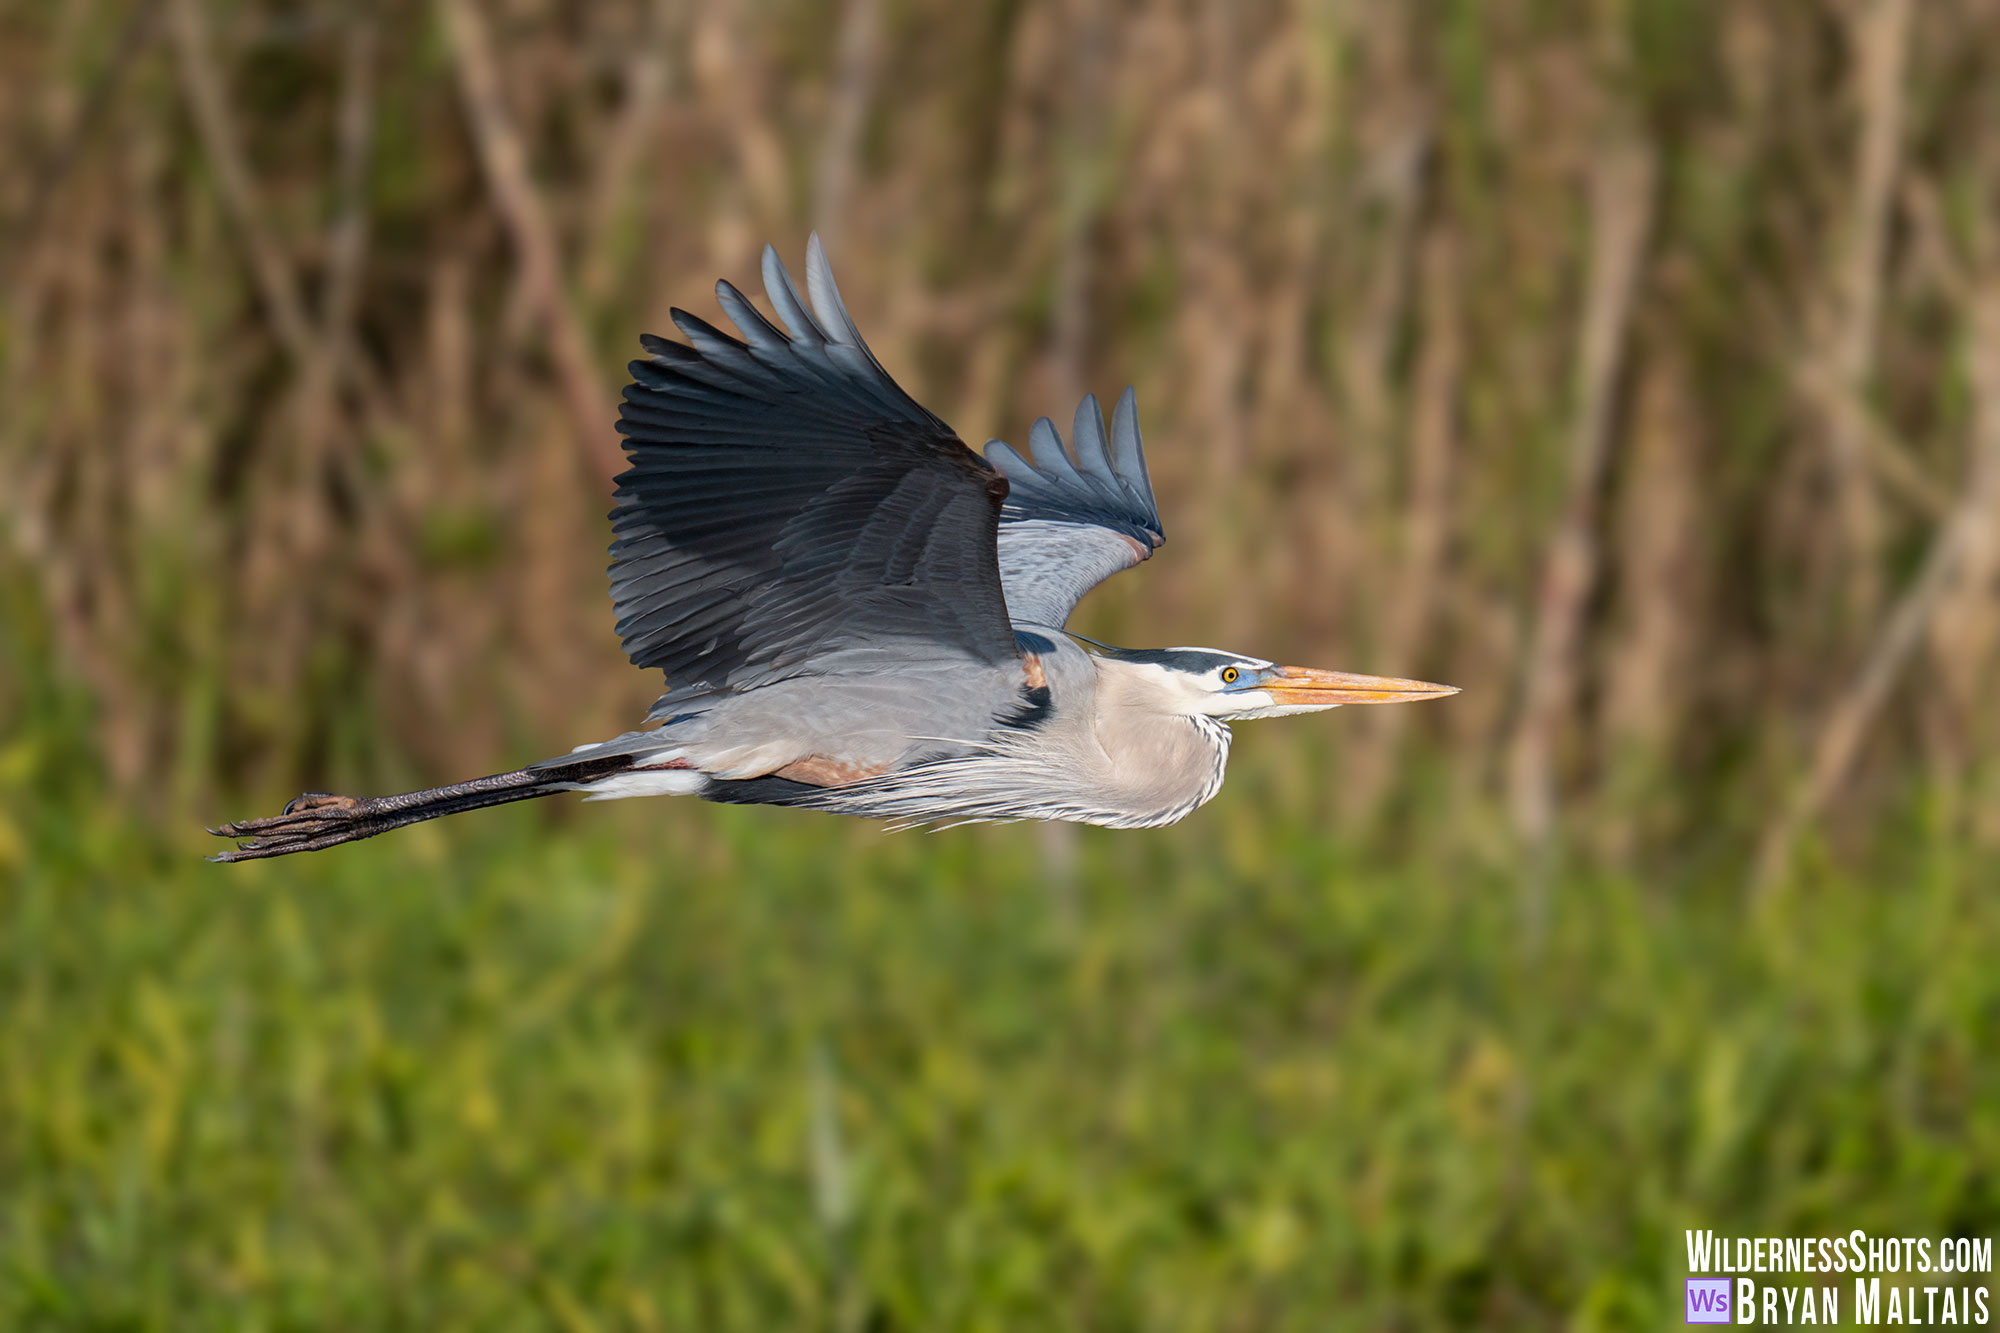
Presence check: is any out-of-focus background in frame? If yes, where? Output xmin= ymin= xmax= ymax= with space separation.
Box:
xmin=4 ymin=0 xmax=1998 ymax=1326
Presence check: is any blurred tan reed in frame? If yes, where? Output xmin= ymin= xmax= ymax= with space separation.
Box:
xmin=5 ymin=0 xmax=2000 ymax=887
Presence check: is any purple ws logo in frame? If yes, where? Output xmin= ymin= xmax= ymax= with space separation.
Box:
xmin=1687 ymin=1278 xmax=1732 ymax=1323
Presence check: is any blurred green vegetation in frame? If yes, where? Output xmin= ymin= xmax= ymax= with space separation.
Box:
xmin=7 ymin=0 xmax=2000 ymax=1326
xmin=4 ymin=714 xmax=1997 ymax=1329
xmin=5 ymin=610 xmax=2000 ymax=1328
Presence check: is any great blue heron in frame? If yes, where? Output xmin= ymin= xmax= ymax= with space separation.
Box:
xmin=212 ymin=239 xmax=1455 ymax=861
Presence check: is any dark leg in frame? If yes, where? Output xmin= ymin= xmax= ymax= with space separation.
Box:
xmin=208 ymin=754 xmax=633 ymax=861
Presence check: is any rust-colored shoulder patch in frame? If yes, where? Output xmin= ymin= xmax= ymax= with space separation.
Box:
xmin=771 ymin=754 xmax=887 ymax=787
xmin=1023 ymin=653 xmax=1047 ymax=690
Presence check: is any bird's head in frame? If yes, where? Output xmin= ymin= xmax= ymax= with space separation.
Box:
xmin=1101 ymin=646 xmax=1458 ymax=721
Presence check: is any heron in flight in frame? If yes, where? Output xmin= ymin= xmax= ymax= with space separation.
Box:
xmin=212 ymin=239 xmax=1455 ymax=861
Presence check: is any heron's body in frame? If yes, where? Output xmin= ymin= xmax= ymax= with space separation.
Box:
xmin=569 ymin=631 xmax=1233 ymax=829
xmin=213 ymin=240 xmax=1452 ymax=861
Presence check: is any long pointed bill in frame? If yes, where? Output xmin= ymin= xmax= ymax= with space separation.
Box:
xmin=1264 ymin=666 xmax=1460 ymax=706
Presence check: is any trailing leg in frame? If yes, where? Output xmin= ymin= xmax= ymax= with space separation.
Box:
xmin=208 ymin=753 xmax=636 ymax=861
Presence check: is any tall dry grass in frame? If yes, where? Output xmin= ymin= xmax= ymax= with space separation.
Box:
xmin=5 ymin=0 xmax=2000 ymax=885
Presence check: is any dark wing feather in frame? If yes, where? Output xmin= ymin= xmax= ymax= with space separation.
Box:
xmin=609 ymin=237 xmax=1018 ymax=692
xmin=984 ymin=387 xmax=1165 ymax=627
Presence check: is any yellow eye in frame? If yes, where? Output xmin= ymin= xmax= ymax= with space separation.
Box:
xmin=1221 ymin=667 xmax=1239 ymax=684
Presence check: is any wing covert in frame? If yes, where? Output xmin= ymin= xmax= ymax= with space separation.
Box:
xmin=609 ymin=237 xmax=1019 ymax=694
xmin=984 ymin=387 xmax=1165 ymax=627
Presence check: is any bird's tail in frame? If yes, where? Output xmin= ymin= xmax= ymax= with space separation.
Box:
xmin=207 ymin=751 xmax=642 ymax=862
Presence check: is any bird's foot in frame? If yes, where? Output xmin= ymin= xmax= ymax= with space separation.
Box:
xmin=208 ymin=792 xmax=383 ymax=862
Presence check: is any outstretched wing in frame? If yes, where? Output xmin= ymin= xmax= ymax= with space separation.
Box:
xmin=610 ymin=237 xmax=1019 ymax=695
xmin=983 ymin=387 xmax=1165 ymax=628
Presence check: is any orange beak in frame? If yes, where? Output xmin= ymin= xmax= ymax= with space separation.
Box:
xmin=1261 ymin=665 xmax=1460 ymax=705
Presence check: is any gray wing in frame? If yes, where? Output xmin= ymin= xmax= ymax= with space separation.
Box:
xmin=983 ymin=387 xmax=1165 ymax=628
xmin=610 ymin=236 xmax=1019 ymax=696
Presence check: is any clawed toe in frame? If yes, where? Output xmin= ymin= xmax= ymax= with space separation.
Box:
xmin=283 ymin=792 xmax=357 ymax=816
